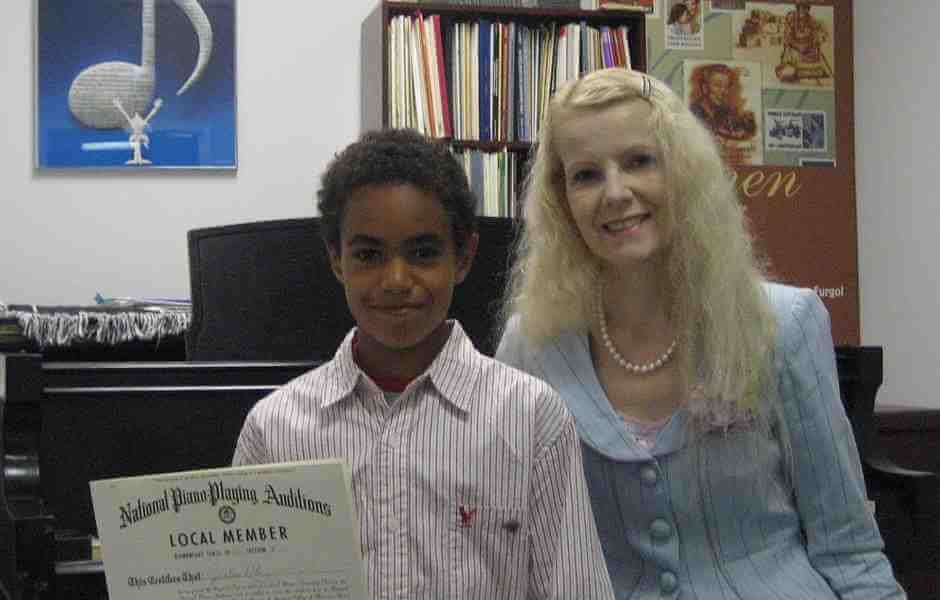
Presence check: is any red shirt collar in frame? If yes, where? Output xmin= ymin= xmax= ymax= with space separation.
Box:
xmin=351 ymin=332 xmax=412 ymax=393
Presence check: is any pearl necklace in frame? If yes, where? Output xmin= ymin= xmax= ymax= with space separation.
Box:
xmin=595 ymin=289 xmax=676 ymax=375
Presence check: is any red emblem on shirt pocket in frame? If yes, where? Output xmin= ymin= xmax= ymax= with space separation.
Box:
xmin=458 ymin=505 xmax=477 ymax=528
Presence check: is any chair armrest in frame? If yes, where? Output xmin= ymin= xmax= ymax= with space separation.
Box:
xmin=866 ymin=454 xmax=939 ymax=482
xmin=863 ymin=453 xmax=940 ymax=578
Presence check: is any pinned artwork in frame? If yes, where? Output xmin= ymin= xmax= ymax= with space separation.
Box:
xmin=36 ymin=0 xmax=236 ymax=169
xmin=665 ymin=0 xmax=704 ymax=50
xmin=765 ymin=108 xmax=827 ymax=153
xmin=732 ymin=1 xmax=834 ymax=90
xmin=684 ymin=59 xmax=763 ymax=166
xmin=644 ymin=1 xmax=854 ymax=342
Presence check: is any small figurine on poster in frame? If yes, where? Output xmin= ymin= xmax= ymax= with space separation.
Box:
xmin=113 ymin=97 xmax=163 ymax=165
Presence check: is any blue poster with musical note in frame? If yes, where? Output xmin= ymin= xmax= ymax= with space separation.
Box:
xmin=36 ymin=0 xmax=236 ymax=169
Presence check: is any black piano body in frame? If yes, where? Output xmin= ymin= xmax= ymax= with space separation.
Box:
xmin=0 ymin=353 xmax=315 ymax=600
xmin=1 ymin=347 xmax=916 ymax=599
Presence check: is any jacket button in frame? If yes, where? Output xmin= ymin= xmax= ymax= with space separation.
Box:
xmin=660 ymin=571 xmax=678 ymax=592
xmin=640 ymin=465 xmax=659 ymax=486
xmin=650 ymin=518 xmax=672 ymax=540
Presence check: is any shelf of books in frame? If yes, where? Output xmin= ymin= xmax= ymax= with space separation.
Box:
xmin=362 ymin=1 xmax=647 ymax=217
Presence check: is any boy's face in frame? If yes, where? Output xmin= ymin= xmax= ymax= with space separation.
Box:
xmin=328 ymin=183 xmax=477 ymax=370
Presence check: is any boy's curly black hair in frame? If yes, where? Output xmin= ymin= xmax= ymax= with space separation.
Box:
xmin=317 ymin=128 xmax=478 ymax=256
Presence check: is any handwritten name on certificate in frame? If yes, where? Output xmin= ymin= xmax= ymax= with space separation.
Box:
xmin=90 ymin=460 xmax=367 ymax=600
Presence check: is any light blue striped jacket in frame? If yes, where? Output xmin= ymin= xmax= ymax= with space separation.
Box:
xmin=496 ymin=284 xmax=905 ymax=599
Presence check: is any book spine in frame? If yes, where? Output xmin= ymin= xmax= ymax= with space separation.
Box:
xmin=433 ymin=15 xmax=453 ymax=138
xmin=619 ymin=25 xmax=631 ymax=70
xmin=479 ymin=18 xmax=491 ymax=142
xmin=471 ymin=21 xmax=479 ymax=140
xmin=516 ymin=25 xmax=526 ymax=142
xmin=417 ymin=13 xmax=438 ymax=137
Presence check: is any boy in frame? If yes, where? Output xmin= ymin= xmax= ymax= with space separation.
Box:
xmin=233 ymin=129 xmax=614 ymax=599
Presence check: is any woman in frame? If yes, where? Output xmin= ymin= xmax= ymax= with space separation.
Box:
xmin=496 ymin=68 xmax=904 ymax=598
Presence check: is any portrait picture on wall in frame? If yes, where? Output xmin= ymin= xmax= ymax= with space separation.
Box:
xmin=665 ymin=0 xmax=703 ymax=50
xmin=35 ymin=0 xmax=236 ymax=170
xmin=684 ymin=59 xmax=763 ymax=166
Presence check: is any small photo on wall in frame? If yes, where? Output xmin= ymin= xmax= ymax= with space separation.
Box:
xmin=732 ymin=1 xmax=834 ymax=90
xmin=798 ymin=157 xmax=835 ymax=168
xmin=36 ymin=0 xmax=237 ymax=170
xmin=765 ymin=108 xmax=827 ymax=152
xmin=665 ymin=0 xmax=704 ymax=50
xmin=684 ymin=59 xmax=764 ymax=166
xmin=708 ymin=0 xmax=745 ymax=12
xmin=599 ymin=0 xmax=657 ymax=14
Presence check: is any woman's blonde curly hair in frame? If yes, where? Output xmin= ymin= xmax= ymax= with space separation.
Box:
xmin=502 ymin=68 xmax=777 ymax=428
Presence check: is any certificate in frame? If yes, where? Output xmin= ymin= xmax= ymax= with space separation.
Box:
xmin=90 ymin=460 xmax=367 ymax=600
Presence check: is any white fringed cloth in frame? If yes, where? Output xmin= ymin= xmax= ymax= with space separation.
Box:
xmin=1 ymin=303 xmax=190 ymax=350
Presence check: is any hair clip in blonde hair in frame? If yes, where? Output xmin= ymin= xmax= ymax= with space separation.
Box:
xmin=641 ymin=75 xmax=653 ymax=99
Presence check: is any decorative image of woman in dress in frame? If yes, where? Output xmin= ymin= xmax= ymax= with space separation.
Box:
xmin=777 ymin=0 xmax=832 ymax=83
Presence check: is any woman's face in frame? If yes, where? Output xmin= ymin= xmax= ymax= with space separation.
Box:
xmin=555 ymin=100 xmax=672 ymax=271
xmin=705 ymin=71 xmax=732 ymax=105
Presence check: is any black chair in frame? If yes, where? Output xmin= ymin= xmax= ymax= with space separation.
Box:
xmin=835 ymin=346 xmax=940 ymax=597
xmin=186 ymin=217 xmax=518 ymax=361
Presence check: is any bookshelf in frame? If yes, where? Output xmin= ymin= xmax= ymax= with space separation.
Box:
xmin=361 ymin=1 xmax=647 ymax=216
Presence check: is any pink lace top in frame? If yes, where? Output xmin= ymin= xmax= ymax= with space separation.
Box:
xmin=618 ymin=412 xmax=673 ymax=450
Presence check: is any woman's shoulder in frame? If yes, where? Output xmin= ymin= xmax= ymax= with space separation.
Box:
xmin=762 ymin=282 xmax=834 ymax=363
xmin=496 ymin=315 xmax=585 ymax=362
xmin=762 ymin=282 xmax=829 ymax=326
xmin=495 ymin=315 xmax=593 ymax=394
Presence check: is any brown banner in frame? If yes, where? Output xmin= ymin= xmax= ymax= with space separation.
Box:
xmin=647 ymin=0 xmax=857 ymax=343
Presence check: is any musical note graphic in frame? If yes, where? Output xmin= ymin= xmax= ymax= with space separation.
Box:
xmin=67 ymin=0 xmax=213 ymax=129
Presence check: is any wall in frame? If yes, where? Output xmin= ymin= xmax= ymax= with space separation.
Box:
xmin=0 ymin=1 xmax=375 ymax=306
xmin=1 ymin=1 xmax=935 ymax=409
xmin=854 ymin=1 xmax=940 ymax=409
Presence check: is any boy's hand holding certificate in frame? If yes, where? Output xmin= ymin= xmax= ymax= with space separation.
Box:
xmin=90 ymin=460 xmax=366 ymax=600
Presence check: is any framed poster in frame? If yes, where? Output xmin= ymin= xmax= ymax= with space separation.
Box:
xmin=644 ymin=0 xmax=857 ymax=343
xmin=35 ymin=0 xmax=236 ymax=170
